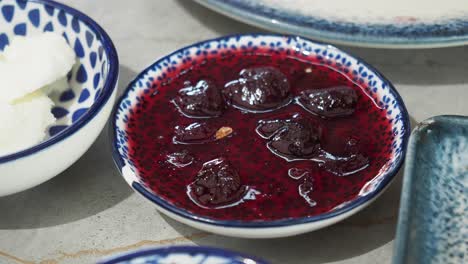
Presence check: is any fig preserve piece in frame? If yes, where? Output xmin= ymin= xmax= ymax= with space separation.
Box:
xmin=173 ymin=122 xmax=218 ymax=144
xmin=223 ymin=67 xmax=291 ymax=112
xmin=267 ymin=119 xmax=322 ymax=160
xmin=297 ymin=86 xmax=358 ymax=118
xmin=173 ymin=79 xmax=225 ymax=118
xmin=187 ymin=158 xmax=247 ymax=208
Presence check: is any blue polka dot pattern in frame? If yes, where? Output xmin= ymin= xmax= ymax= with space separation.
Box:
xmin=48 ymin=125 xmax=67 ymax=137
xmin=59 ymin=89 xmax=75 ymax=102
xmin=28 ymin=9 xmax=40 ymax=27
xmin=0 ymin=33 xmax=9 ymax=50
xmin=2 ymin=5 xmax=14 ymax=22
xmin=98 ymin=246 xmax=268 ymax=264
xmin=61 ymin=31 xmax=69 ymax=43
xmin=98 ymin=46 xmax=103 ymax=60
xmin=71 ymin=108 xmax=88 ymax=123
xmin=76 ymin=64 xmax=88 ymax=83
xmin=16 ymin=0 xmax=26 ymax=10
xmin=13 ymin=22 xmax=26 ymax=35
xmin=85 ymin=30 xmax=93 ymax=47
xmin=71 ymin=17 xmax=79 ymax=33
xmin=74 ymin=38 xmax=84 ymax=57
xmin=57 ymin=9 xmax=66 ymax=26
xmin=44 ymin=4 xmax=54 ymax=16
xmin=112 ymin=34 xmax=410 ymax=229
xmin=93 ymin=73 xmax=100 ymax=89
xmin=78 ymin=89 xmax=90 ymax=103
xmin=51 ymin=107 xmax=69 ymax=119
xmin=89 ymin=51 xmax=97 ymax=68
xmin=0 ymin=0 xmax=112 ymax=138
xmin=43 ymin=21 xmax=53 ymax=32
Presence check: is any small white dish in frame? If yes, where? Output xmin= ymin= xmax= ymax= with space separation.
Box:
xmin=0 ymin=0 xmax=119 ymax=196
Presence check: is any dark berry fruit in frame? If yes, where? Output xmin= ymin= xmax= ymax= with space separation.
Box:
xmin=267 ymin=119 xmax=322 ymax=160
xmin=173 ymin=122 xmax=217 ymax=144
xmin=297 ymin=86 xmax=358 ymax=118
xmin=223 ymin=67 xmax=291 ymax=112
xmin=173 ymin=79 xmax=225 ymax=118
xmin=187 ymin=158 xmax=247 ymax=207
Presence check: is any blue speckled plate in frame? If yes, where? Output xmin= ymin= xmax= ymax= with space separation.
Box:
xmin=194 ymin=0 xmax=468 ymax=48
xmin=393 ymin=116 xmax=468 ymax=264
xmin=98 ymin=246 xmax=269 ymax=264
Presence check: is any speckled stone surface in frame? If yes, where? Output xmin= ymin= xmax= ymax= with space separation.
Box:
xmin=0 ymin=1 xmax=467 ymax=263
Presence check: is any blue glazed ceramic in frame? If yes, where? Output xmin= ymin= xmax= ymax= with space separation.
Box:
xmin=98 ymin=246 xmax=269 ymax=264
xmin=111 ymin=34 xmax=410 ymax=238
xmin=0 ymin=0 xmax=118 ymax=196
xmin=393 ymin=116 xmax=468 ymax=264
xmin=194 ymin=0 xmax=468 ymax=48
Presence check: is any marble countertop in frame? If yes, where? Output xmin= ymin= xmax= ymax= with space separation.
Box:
xmin=1 ymin=1 xmax=467 ymax=263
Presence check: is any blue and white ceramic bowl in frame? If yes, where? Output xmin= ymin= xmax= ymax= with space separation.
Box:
xmin=393 ymin=116 xmax=468 ymax=264
xmin=98 ymin=246 xmax=269 ymax=264
xmin=0 ymin=0 xmax=118 ymax=196
xmin=112 ymin=34 xmax=410 ymax=238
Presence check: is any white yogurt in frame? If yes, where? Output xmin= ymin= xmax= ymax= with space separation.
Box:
xmin=0 ymin=90 xmax=55 ymax=156
xmin=0 ymin=32 xmax=75 ymax=103
xmin=0 ymin=33 xmax=75 ymax=156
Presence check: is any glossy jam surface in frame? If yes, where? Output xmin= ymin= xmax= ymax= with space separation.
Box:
xmin=126 ymin=50 xmax=394 ymax=221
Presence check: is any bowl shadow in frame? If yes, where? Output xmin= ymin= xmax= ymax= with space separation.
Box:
xmin=159 ymin=115 xmax=416 ymax=263
xmin=0 ymin=65 xmax=137 ymax=229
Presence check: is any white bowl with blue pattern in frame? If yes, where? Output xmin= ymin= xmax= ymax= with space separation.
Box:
xmin=112 ymin=34 xmax=410 ymax=238
xmin=0 ymin=0 xmax=118 ymax=196
xmin=98 ymin=246 xmax=269 ymax=264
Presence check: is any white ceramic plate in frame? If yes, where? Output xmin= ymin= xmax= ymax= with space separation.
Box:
xmin=194 ymin=0 xmax=468 ymax=48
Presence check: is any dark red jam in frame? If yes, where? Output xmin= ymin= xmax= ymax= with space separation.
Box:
xmin=126 ymin=49 xmax=394 ymax=221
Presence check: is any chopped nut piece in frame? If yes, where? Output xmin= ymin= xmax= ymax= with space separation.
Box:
xmin=215 ymin=126 xmax=233 ymax=139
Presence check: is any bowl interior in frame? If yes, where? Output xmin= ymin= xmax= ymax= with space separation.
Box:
xmin=0 ymin=0 xmax=110 ymax=140
xmin=113 ymin=34 xmax=410 ymax=226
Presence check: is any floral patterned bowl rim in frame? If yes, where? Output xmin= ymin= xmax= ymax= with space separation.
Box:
xmin=111 ymin=34 xmax=410 ymax=235
xmin=98 ymin=245 xmax=269 ymax=264
xmin=0 ymin=0 xmax=119 ymax=164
